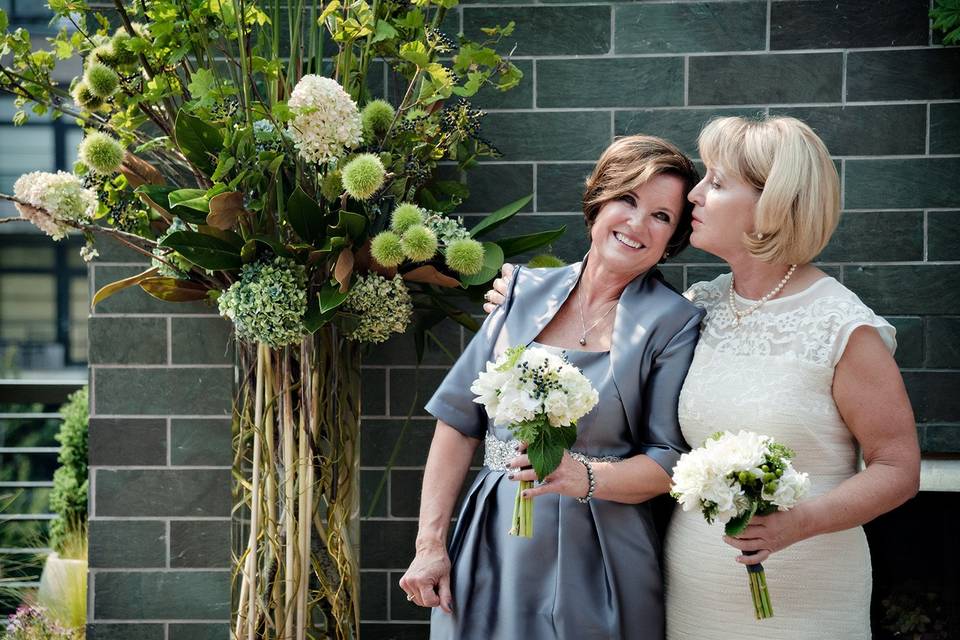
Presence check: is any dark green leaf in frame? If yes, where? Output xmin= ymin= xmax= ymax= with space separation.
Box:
xmin=495 ymin=226 xmax=566 ymax=259
xmin=139 ymin=277 xmax=210 ymax=302
xmin=459 ymin=241 xmax=504 ymax=287
xmin=168 ymin=188 xmax=209 ymax=211
xmin=469 ymin=195 xmax=532 ymax=238
xmin=174 ymin=109 xmax=223 ymax=176
xmin=286 ymin=187 xmax=325 ymax=243
xmin=303 ymin=295 xmax=336 ymax=333
xmin=159 ymin=230 xmax=242 ymax=270
xmin=328 ymin=209 xmax=367 ymax=241
xmin=724 ymin=501 xmax=758 ymax=537
xmin=319 ymin=281 xmax=350 ymax=313
xmin=527 ymin=427 xmax=564 ymax=482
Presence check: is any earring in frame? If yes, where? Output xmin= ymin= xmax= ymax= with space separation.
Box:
xmin=756 ymin=232 xmax=764 ymax=240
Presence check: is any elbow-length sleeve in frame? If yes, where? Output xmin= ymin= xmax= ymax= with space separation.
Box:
xmin=638 ymin=311 xmax=702 ymax=475
xmin=423 ymin=270 xmax=522 ymax=439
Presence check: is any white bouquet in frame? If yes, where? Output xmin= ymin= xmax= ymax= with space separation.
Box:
xmin=671 ymin=430 xmax=810 ymax=619
xmin=471 ymin=345 xmax=599 ymax=537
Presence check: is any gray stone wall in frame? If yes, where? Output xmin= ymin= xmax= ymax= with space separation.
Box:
xmin=85 ymin=0 xmax=960 ymax=637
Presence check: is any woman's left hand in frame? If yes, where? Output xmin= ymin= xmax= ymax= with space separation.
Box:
xmin=506 ymin=447 xmax=590 ymax=499
xmin=722 ymin=507 xmax=810 ymax=565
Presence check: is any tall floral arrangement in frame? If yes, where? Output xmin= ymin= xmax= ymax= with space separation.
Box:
xmin=0 ymin=2 xmax=562 ymax=638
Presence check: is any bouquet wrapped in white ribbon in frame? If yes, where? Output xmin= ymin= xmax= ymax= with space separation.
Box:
xmin=471 ymin=345 xmax=599 ymax=537
xmin=670 ymin=430 xmax=810 ymax=619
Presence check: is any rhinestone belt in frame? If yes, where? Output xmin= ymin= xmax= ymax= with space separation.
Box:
xmin=482 ymin=432 xmax=624 ymax=471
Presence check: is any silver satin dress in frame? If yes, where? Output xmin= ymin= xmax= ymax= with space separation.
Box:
xmin=423 ymin=262 xmax=703 ymax=640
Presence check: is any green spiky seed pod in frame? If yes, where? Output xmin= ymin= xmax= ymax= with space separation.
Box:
xmin=78 ymin=132 xmax=124 ymax=175
xmin=320 ymin=170 xmax=343 ymax=202
xmin=111 ymin=30 xmax=138 ymax=65
xmin=445 ymin=238 xmax=485 ymax=275
xmin=390 ymin=202 xmax=424 ymax=234
xmin=370 ymin=231 xmax=405 ymax=268
xmin=401 ymin=225 xmax=438 ymax=262
xmin=71 ymin=82 xmax=104 ymax=111
xmin=527 ymin=254 xmax=566 ymax=269
xmin=85 ymin=62 xmax=119 ymax=98
xmin=361 ymin=99 xmax=396 ymax=140
xmin=89 ymin=44 xmax=121 ymax=68
xmin=341 ymin=153 xmax=385 ymax=201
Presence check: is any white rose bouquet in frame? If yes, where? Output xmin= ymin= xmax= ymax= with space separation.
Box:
xmin=670 ymin=430 xmax=810 ymax=619
xmin=471 ymin=345 xmax=599 ymax=537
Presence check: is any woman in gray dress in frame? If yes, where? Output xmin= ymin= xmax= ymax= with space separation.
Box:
xmin=399 ymin=135 xmax=704 ymax=639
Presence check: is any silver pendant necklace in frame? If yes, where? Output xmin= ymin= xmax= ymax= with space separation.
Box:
xmin=576 ymin=283 xmax=617 ymax=346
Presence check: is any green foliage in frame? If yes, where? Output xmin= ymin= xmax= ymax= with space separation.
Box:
xmin=49 ymin=387 xmax=88 ymax=557
xmin=931 ymin=0 xmax=960 ymax=45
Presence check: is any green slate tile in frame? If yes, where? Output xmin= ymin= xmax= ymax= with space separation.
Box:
xmin=846 ymin=49 xmax=960 ymax=101
xmin=843 ymin=265 xmax=960 ymax=315
xmin=482 ymin=111 xmax=611 ymax=162
xmin=615 ymin=108 xmax=762 ymax=159
xmin=537 ymin=58 xmax=683 ymax=108
xmin=616 ymin=1 xmax=766 ymax=54
xmin=462 ymin=6 xmax=611 ymax=56
xmin=94 ymin=571 xmax=231 ymax=619
xmin=844 ymin=159 xmax=960 ymax=210
xmin=689 ymin=53 xmax=843 ymax=105
xmin=768 ymin=105 xmax=926 ymax=157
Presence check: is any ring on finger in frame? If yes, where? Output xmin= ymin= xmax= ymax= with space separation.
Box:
xmin=406 ymin=593 xmax=416 ymax=601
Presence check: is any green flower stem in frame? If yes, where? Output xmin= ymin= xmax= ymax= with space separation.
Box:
xmin=510 ymin=481 xmax=534 ymax=538
xmin=747 ymin=566 xmax=774 ymax=619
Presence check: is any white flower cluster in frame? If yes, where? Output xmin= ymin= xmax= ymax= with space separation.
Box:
xmin=13 ymin=171 xmax=97 ymax=240
xmin=423 ymin=211 xmax=470 ymax=245
xmin=217 ymin=257 xmax=307 ymax=347
xmin=671 ymin=430 xmax=810 ymax=525
xmin=341 ymin=273 xmax=413 ymax=343
xmin=471 ymin=346 xmax=599 ymax=428
xmin=286 ymin=75 xmax=362 ymax=164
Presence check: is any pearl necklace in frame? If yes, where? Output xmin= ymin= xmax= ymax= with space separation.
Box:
xmin=728 ymin=264 xmax=798 ymax=327
xmin=576 ymin=284 xmax=617 ymax=346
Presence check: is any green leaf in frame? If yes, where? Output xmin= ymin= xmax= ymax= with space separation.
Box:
xmin=527 ymin=424 xmax=563 ymax=481
xmin=139 ymin=277 xmax=211 ymax=302
xmin=724 ymin=501 xmax=758 ymax=537
xmin=174 ymin=109 xmax=223 ymax=176
xmin=0 ymin=9 xmax=8 ymax=33
xmin=159 ymin=230 xmax=242 ymax=270
xmin=286 ymin=187 xmax=326 ymax=242
xmin=303 ymin=295 xmax=336 ymax=333
xmin=187 ymin=68 xmax=218 ymax=108
xmin=91 ymin=267 xmax=159 ymax=309
xmin=459 ymin=241 xmax=503 ymax=287
xmin=495 ymin=226 xmax=566 ymax=259
xmin=469 ymin=195 xmax=532 ymax=238
xmin=328 ymin=210 xmax=367 ymax=241
xmin=319 ymin=281 xmax=350 ymax=313
xmin=249 ymin=234 xmax=293 ymax=258
xmin=168 ymin=188 xmax=210 ymax=212
xmin=399 ymin=41 xmax=429 ymax=67
xmin=371 ymin=19 xmax=397 ymax=43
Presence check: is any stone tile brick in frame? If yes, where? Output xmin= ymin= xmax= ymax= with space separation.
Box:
xmin=365 ymin=319 xmax=461 ymax=367
xmin=359 ymin=623 xmax=430 ymax=640
xmin=170 ymin=520 xmax=231 ymax=568
xmin=88 ymin=520 xmax=166 ymax=568
xmin=928 ymin=211 xmax=960 ymax=262
xmin=170 ymin=418 xmax=233 ymax=466
xmin=846 ymin=49 xmax=960 ymax=101
xmin=482 ymin=111 xmax=611 ymax=161
xmin=844 ymin=159 xmax=960 ymax=210
xmin=658 ymin=265 xmax=685 ymax=293
xmin=770 ymin=0 xmax=928 ymax=49
xmin=769 ymin=106 xmax=926 ymax=156
xmin=361 ymin=520 xmax=418 ymax=568
xmin=536 ymin=164 xmax=593 ymax=213
xmin=389 ymin=369 xmax=449 ymax=417
xmin=458 ymin=164 xmax=534 ymax=215
xmin=171 ymin=318 xmax=233 ymax=364
xmin=93 ymin=571 xmax=231 ymax=619
xmin=92 ymin=266 xmax=214 ymax=315
xmin=88 ymin=317 xmax=167 ymax=365
xmin=360 ymin=419 xmax=439 ymax=468
xmin=88 ymin=418 xmax=166 ymax=466
xmin=818 ymin=211 xmax=923 ymax=262
xmin=930 ymin=104 xmax=960 ymax=155
xmin=363 ymin=368 xmax=387 ymax=416
xmin=463 ymin=6 xmax=611 ymax=56
xmin=918 ymin=424 xmax=960 ymax=454
xmin=537 ymin=58 xmax=683 ymax=108
xmin=95 ymin=367 xmax=233 ymax=416
xmin=615 ymin=108 xmax=762 ymax=158
xmin=925 ymin=318 xmax=960 ymax=368
xmin=360 ymin=571 xmax=389 ymax=620
xmin=888 ymin=317 xmax=923 ymax=369
xmin=616 ymin=1 xmax=766 ymax=54
xmin=903 ymin=371 xmax=960 ymax=423
xmin=689 ymin=53 xmax=843 ymax=105
xmin=95 ymin=469 xmax=231 ymax=517
xmin=168 ymin=624 xmax=231 ymax=640
xmin=391 ymin=469 xmax=477 ymax=518
xmin=472 ymin=59 xmax=533 ymax=110
xmin=389 ymin=571 xmax=431 ymax=621
xmin=843 ymin=266 xmax=960 ymax=315
xmin=362 ymin=469 xmax=388 ymax=518
xmin=86 ymin=623 xmax=165 ymax=640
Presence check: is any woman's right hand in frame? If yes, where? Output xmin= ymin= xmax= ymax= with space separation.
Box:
xmin=399 ymin=541 xmax=454 ymax=613
xmin=482 ymin=262 xmax=516 ymax=314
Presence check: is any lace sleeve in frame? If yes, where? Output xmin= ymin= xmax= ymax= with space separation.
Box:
xmin=684 ymin=274 xmax=727 ymax=312
xmin=827 ymin=302 xmax=897 ymax=368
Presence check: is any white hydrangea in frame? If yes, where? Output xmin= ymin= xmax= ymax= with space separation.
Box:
xmin=471 ymin=346 xmax=599 ymax=429
xmin=341 ymin=273 xmax=413 ymax=343
xmin=13 ymin=171 xmax=97 ymax=240
xmin=423 ymin=212 xmax=470 ymax=245
xmin=763 ymin=465 xmax=810 ymax=510
xmin=286 ymin=75 xmax=362 ymax=164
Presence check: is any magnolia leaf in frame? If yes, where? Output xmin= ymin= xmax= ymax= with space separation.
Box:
xmin=91 ymin=267 xmax=159 ymax=309
xmin=167 ymin=188 xmax=209 ymax=212
xmin=495 ymin=226 xmax=566 ymax=259
xmin=206 ymin=191 xmax=246 ymax=230
xmin=459 ymin=242 xmax=503 ymax=287
xmin=328 ymin=210 xmax=367 ymax=241
xmin=319 ymin=281 xmax=351 ymax=314
xmin=286 ymin=187 xmax=325 ymax=242
xmin=724 ymin=501 xmax=758 ymax=537
xmin=469 ymin=194 xmax=532 ymax=238
xmin=174 ymin=109 xmax=223 ymax=176
xmin=334 ymin=247 xmax=354 ymax=293
xmin=139 ymin=277 xmax=210 ymax=302
xmin=120 ymin=152 xmax=165 ymax=188
xmin=137 ymin=185 xmax=177 ymax=221
xmin=403 ymin=265 xmax=461 ymax=288
xmin=159 ymin=230 xmax=242 ymax=270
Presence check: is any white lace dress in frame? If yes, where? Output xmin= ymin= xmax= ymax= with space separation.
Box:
xmin=664 ymin=273 xmax=896 ymax=640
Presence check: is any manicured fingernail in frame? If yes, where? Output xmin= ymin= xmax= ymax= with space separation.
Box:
xmin=521 ymin=491 xmax=529 ymax=498
xmin=508 ymin=473 xmax=515 ymax=480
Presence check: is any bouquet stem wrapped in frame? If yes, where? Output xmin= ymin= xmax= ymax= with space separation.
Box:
xmin=670 ymin=430 xmax=810 ymax=619
xmin=471 ymin=346 xmax=599 ymax=538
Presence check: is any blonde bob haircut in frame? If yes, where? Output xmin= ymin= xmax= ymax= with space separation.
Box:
xmin=698 ymin=115 xmax=840 ymax=265
xmin=583 ymin=135 xmax=700 ymax=257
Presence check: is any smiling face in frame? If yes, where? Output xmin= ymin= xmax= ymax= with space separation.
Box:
xmin=588 ymin=173 xmax=685 ymax=278
xmin=686 ymin=165 xmax=761 ymax=262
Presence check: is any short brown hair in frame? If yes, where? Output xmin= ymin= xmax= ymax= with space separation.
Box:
xmin=582 ymin=135 xmax=699 ymax=257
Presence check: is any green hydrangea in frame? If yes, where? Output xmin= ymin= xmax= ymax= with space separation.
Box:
xmin=341 ymin=273 xmax=413 ymax=343
xmin=218 ymin=257 xmax=307 ymax=347
xmin=423 ymin=211 xmax=470 ymax=245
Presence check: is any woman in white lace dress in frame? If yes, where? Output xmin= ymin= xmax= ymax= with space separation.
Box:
xmin=485 ymin=116 xmax=920 ymax=638
xmin=663 ymin=116 xmax=919 ymax=639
